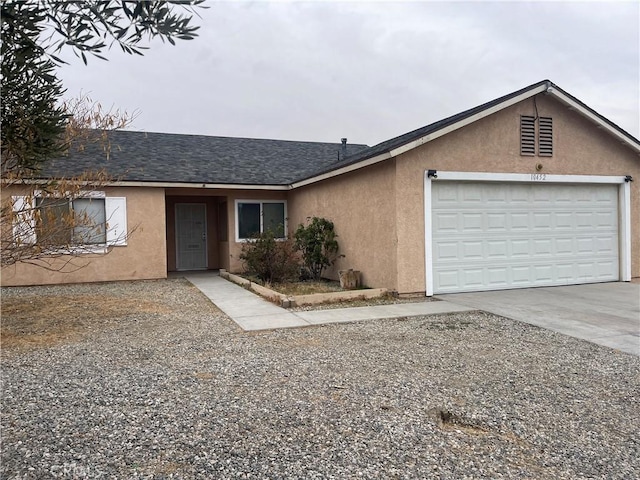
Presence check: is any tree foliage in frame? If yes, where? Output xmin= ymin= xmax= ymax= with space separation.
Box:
xmin=1 ymin=0 xmax=204 ymax=176
xmin=1 ymin=2 xmax=67 ymax=175
xmin=1 ymin=1 xmax=201 ymax=270
xmin=294 ymin=217 xmax=342 ymax=280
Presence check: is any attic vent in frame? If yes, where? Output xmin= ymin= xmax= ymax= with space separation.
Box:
xmin=538 ymin=117 xmax=553 ymax=156
xmin=520 ymin=116 xmax=536 ymax=156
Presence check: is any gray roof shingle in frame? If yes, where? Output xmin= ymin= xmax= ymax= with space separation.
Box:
xmin=42 ymin=131 xmax=368 ymax=185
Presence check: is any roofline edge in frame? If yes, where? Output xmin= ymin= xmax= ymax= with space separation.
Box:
xmin=547 ymin=87 xmax=640 ymax=153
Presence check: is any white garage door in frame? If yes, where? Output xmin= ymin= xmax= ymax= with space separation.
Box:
xmin=431 ymin=182 xmax=619 ymax=294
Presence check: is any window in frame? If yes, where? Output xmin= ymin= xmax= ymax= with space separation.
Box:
xmin=235 ymin=200 xmax=286 ymax=240
xmin=520 ymin=115 xmax=553 ymax=157
xmin=12 ymin=193 xmax=127 ymax=248
xmin=36 ymin=197 xmax=106 ymax=245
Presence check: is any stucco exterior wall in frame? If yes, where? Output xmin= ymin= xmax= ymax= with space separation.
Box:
xmin=393 ymin=94 xmax=640 ymax=293
xmin=1 ymin=187 xmax=167 ymax=286
xmin=288 ymin=160 xmax=398 ymax=289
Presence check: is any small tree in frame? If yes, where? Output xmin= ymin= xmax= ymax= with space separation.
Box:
xmin=239 ymin=229 xmax=299 ymax=284
xmin=294 ymin=217 xmax=342 ymax=281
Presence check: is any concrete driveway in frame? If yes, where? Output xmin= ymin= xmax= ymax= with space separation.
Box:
xmin=438 ymin=282 xmax=640 ymax=356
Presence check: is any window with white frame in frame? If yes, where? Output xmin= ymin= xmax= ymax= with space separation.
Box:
xmin=12 ymin=192 xmax=127 ymax=248
xmin=235 ymin=200 xmax=286 ymax=240
xmin=35 ymin=197 xmax=107 ymax=245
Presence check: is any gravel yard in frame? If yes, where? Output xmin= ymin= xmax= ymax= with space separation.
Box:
xmin=2 ymin=278 xmax=639 ymax=479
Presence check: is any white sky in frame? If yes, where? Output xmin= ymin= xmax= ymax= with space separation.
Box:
xmin=57 ymin=0 xmax=640 ymax=146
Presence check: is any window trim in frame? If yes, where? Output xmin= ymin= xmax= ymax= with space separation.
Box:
xmin=234 ymin=199 xmax=287 ymax=242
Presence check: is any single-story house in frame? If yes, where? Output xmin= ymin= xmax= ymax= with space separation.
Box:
xmin=3 ymin=80 xmax=639 ymax=295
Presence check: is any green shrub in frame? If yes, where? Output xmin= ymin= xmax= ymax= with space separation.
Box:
xmin=294 ymin=217 xmax=342 ymax=280
xmin=239 ymin=229 xmax=299 ymax=283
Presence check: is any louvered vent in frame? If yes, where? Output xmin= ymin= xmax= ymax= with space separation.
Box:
xmin=520 ymin=115 xmax=536 ymax=155
xmin=538 ymin=117 xmax=553 ymax=156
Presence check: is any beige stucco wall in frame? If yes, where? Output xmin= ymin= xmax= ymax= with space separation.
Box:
xmin=288 ymin=160 xmax=398 ymax=289
xmin=393 ymin=94 xmax=640 ymax=293
xmin=1 ymin=187 xmax=167 ymax=286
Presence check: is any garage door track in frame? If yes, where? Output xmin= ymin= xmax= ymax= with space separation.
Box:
xmin=438 ymin=282 xmax=640 ymax=356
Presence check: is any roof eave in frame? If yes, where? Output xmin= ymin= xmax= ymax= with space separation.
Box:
xmin=113 ymin=181 xmax=291 ymax=190
xmin=291 ymin=83 xmax=549 ymax=188
xmin=291 ymin=82 xmax=639 ymax=189
xmin=290 ymin=151 xmax=393 ymax=189
xmin=547 ymin=86 xmax=640 ymax=153
xmin=2 ymin=178 xmax=291 ymax=191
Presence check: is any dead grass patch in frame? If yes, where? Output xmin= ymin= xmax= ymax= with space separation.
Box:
xmin=261 ymin=279 xmax=344 ymax=296
xmin=1 ymin=294 xmax=170 ymax=351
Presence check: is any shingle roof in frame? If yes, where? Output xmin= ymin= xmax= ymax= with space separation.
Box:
xmin=42 ymin=131 xmax=369 ymax=185
xmin=41 ymin=80 xmax=638 ymax=187
xmin=297 ymin=79 xmax=640 ymax=182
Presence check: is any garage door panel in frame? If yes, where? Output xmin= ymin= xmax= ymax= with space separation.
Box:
xmin=596 ymin=211 xmax=616 ymax=228
xmin=555 ymin=212 xmax=574 ymax=229
xmin=596 ymin=260 xmax=618 ymax=279
xmin=511 ymin=239 xmax=530 ymax=257
xmin=436 ymin=241 xmax=458 ymax=260
xmin=556 ymin=263 xmax=574 ymax=280
xmin=462 ymin=185 xmax=483 ymax=202
xmin=432 ymin=182 xmax=619 ymax=293
xmin=533 ymin=264 xmax=554 ymax=283
xmin=487 ymin=240 xmax=508 ymax=258
xmin=487 ymin=213 xmax=507 ymax=230
xmin=488 ymin=267 xmax=508 ymax=286
xmin=512 ymin=266 xmax=531 ymax=284
xmin=511 ymin=213 xmax=530 ymax=230
xmin=555 ymin=238 xmax=574 ymax=254
xmin=533 ymin=238 xmax=553 ymax=255
xmin=462 ymin=213 xmax=483 ymax=231
xmin=434 ymin=212 xmax=458 ymax=231
xmin=596 ymin=236 xmax=617 ymax=254
xmin=463 ymin=269 xmax=483 ymax=287
xmin=533 ymin=213 xmax=553 ymax=230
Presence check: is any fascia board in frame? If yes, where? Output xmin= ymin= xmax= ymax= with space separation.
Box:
xmin=290 ymin=152 xmax=392 ymax=189
xmin=389 ymin=85 xmax=549 ymax=158
xmin=2 ymin=179 xmax=290 ymax=191
xmin=547 ymin=88 xmax=640 ymax=153
xmin=292 ymin=85 xmax=549 ymax=189
xmin=112 ymin=181 xmax=290 ymax=190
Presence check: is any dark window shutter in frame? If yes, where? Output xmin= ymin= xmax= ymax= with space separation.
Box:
xmin=538 ymin=117 xmax=553 ymax=156
xmin=520 ymin=115 xmax=536 ymax=155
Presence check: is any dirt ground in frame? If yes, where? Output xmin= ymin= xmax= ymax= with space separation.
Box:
xmin=1 ymin=293 xmax=170 ymax=351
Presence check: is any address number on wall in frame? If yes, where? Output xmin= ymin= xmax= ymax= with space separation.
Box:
xmin=530 ymin=173 xmax=547 ymax=181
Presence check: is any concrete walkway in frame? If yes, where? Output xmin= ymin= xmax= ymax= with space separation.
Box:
xmin=184 ymin=272 xmax=474 ymax=331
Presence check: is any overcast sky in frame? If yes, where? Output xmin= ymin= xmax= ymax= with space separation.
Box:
xmin=57 ymin=1 xmax=639 ymax=146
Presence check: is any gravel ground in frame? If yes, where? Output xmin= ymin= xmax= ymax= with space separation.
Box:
xmin=1 ymin=278 xmax=639 ymax=479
